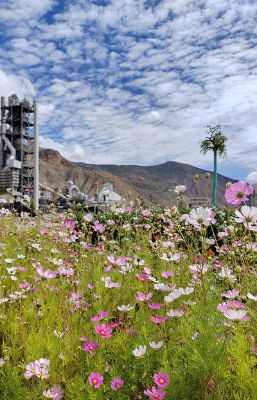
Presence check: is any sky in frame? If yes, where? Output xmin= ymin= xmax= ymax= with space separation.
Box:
xmin=0 ymin=0 xmax=257 ymax=181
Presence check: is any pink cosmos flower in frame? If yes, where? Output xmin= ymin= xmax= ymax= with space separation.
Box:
xmin=43 ymin=384 xmax=63 ymax=399
xmin=148 ymin=303 xmax=162 ymax=310
xmin=89 ymin=372 xmax=104 ymax=388
xmin=36 ymin=266 xmax=57 ymax=279
xmin=107 ymin=255 xmax=126 ymax=266
xmin=95 ymin=324 xmax=112 ymax=338
xmin=221 ymin=289 xmax=239 ymax=299
xmin=135 ymin=292 xmax=153 ymax=302
xmin=64 ymin=219 xmax=77 ymax=230
xmin=144 ymin=386 xmax=166 ymax=399
xmin=225 ymin=181 xmax=254 ymax=205
xmin=136 ymin=273 xmax=149 ymax=281
xmin=90 ymin=310 xmax=109 ymax=322
xmin=111 ymin=377 xmax=124 ymax=391
xmin=161 ymin=270 xmax=175 ymax=279
xmin=154 ymin=372 xmax=170 ymax=388
xmin=82 ymin=340 xmax=99 ymax=356
xmin=92 ymin=223 xmax=105 ymax=233
xmin=141 ymin=209 xmax=151 ymax=217
xmin=151 ymin=316 xmax=168 ymax=324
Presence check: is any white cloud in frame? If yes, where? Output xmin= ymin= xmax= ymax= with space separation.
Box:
xmin=0 ymin=68 xmax=35 ymax=98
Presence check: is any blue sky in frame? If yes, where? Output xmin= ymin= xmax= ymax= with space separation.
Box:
xmin=0 ymin=0 xmax=257 ymax=181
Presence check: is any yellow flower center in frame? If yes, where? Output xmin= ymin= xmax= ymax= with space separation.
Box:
xmin=93 ymin=378 xmax=98 ymax=384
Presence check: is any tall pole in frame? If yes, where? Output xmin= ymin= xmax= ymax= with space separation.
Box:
xmin=212 ymin=150 xmax=217 ymax=207
xmin=33 ymin=101 xmax=39 ymax=211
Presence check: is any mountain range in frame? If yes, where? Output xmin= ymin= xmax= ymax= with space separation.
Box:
xmin=39 ymin=148 xmax=235 ymax=207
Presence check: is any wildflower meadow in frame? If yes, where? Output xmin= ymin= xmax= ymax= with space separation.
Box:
xmin=0 ymin=181 xmax=256 ymax=400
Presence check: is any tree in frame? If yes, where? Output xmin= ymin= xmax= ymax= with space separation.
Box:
xmin=200 ymin=125 xmax=228 ymax=207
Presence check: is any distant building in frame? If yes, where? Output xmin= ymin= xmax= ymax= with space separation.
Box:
xmin=89 ymin=182 xmax=125 ymax=208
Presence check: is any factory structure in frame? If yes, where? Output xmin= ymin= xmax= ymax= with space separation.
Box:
xmin=0 ymin=94 xmax=125 ymax=212
xmin=0 ymin=94 xmax=39 ymax=209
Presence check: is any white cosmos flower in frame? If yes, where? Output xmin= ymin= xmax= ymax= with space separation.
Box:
xmin=188 ymin=207 xmax=213 ymax=227
xmin=117 ymin=304 xmax=134 ymax=311
xmin=167 ymin=309 xmax=185 ymax=317
xmin=183 ymin=287 xmax=194 ymax=295
xmin=247 ymin=292 xmax=257 ymax=301
xmin=164 ymin=288 xmax=184 ymax=302
xmin=224 ymin=309 xmax=247 ymax=320
xmin=132 ymin=345 xmax=147 ymax=357
xmin=235 ymin=206 xmax=257 ymax=226
xmin=218 ymin=267 xmax=237 ymax=282
xmin=149 ymin=341 xmax=163 ymax=349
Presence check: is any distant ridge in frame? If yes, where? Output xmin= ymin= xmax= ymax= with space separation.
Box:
xmin=40 ymin=148 xmax=236 ymax=206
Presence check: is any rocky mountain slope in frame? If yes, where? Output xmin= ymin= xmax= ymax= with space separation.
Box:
xmin=40 ymin=148 xmax=234 ymax=206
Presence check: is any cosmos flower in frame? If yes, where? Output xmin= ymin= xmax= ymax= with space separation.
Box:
xmin=167 ymin=307 xmax=186 ymax=317
xmin=151 ymin=316 xmax=168 ymax=324
xmin=135 ymin=292 xmax=153 ymax=302
xmin=247 ymin=292 xmax=257 ymax=301
xmin=95 ymin=324 xmax=112 ymax=338
xmin=234 ymin=205 xmax=257 ymax=228
xmin=132 ymin=345 xmax=147 ymax=357
xmin=43 ymin=384 xmax=63 ymax=399
xmin=188 ymin=207 xmax=213 ymax=227
xmin=36 ymin=266 xmax=57 ymax=279
xmin=111 ymin=377 xmax=124 ymax=391
xmin=90 ymin=310 xmax=110 ymax=322
xmin=224 ymin=309 xmax=248 ymax=321
xmin=144 ymin=386 xmax=166 ymax=399
xmin=88 ymin=372 xmax=104 ymax=388
xmin=82 ymin=340 xmax=99 ymax=356
xmin=149 ymin=341 xmax=163 ymax=349
xmin=154 ymin=372 xmax=170 ymax=388
xmin=141 ymin=209 xmax=151 ymax=217
xmin=225 ymin=181 xmax=254 ymax=205
xmin=117 ymin=304 xmax=134 ymax=311
xmin=92 ymin=223 xmax=105 ymax=233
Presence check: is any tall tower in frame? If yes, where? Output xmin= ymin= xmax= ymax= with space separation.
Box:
xmin=0 ymin=94 xmax=39 ymax=209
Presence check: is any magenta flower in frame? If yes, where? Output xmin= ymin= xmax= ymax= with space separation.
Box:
xmin=111 ymin=377 xmax=124 ymax=391
xmin=225 ymin=181 xmax=254 ymax=205
xmin=95 ymin=324 xmax=112 ymax=338
xmin=90 ymin=310 xmax=110 ymax=322
xmin=144 ymin=386 xmax=166 ymax=399
xmin=82 ymin=340 xmax=99 ymax=355
xmin=136 ymin=273 xmax=149 ymax=281
xmin=89 ymin=372 xmax=104 ymax=388
xmin=154 ymin=372 xmax=170 ymax=388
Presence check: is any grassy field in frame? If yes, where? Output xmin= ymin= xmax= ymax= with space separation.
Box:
xmin=0 ymin=191 xmax=256 ymax=399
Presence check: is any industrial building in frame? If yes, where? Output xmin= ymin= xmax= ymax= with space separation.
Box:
xmin=0 ymin=94 xmax=39 ymax=209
